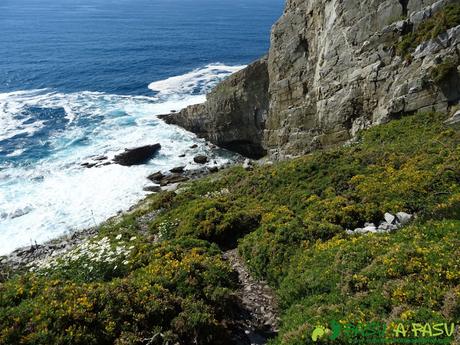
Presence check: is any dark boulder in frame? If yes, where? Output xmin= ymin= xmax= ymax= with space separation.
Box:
xmin=193 ymin=155 xmax=209 ymax=164
xmin=92 ymin=155 xmax=108 ymax=161
xmin=113 ymin=144 xmax=161 ymax=166
xmin=147 ymin=171 xmax=165 ymax=182
xmin=170 ymin=166 xmax=185 ymax=173
xmin=98 ymin=162 xmax=112 ymax=167
xmin=159 ymin=174 xmax=189 ymax=186
xmin=81 ymin=162 xmax=97 ymax=168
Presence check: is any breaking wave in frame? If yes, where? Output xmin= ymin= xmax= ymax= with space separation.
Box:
xmin=0 ymin=64 xmax=243 ymax=255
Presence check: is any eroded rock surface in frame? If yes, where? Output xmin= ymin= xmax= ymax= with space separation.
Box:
xmin=159 ymin=58 xmax=269 ymax=159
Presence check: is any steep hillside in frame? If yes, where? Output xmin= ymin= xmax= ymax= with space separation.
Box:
xmin=2 ymin=111 xmax=459 ymax=344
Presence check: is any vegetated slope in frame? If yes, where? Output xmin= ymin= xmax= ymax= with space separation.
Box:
xmin=1 ymin=111 xmax=459 ymax=344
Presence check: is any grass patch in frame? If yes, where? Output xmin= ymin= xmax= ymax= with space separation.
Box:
xmin=431 ymin=56 xmax=459 ymax=84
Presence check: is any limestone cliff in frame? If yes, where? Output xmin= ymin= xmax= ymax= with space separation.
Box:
xmin=161 ymin=0 xmax=460 ymax=158
xmin=159 ymin=58 xmax=269 ymax=158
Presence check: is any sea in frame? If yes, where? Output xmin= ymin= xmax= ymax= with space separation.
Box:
xmin=0 ymin=0 xmax=283 ymax=255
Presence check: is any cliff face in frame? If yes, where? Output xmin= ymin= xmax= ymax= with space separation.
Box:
xmin=265 ymin=0 xmax=460 ymax=157
xmin=162 ymin=0 xmax=460 ymax=158
xmin=159 ymin=58 xmax=269 ymax=158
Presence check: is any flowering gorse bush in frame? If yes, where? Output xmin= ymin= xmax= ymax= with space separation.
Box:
xmin=0 ymin=239 xmax=237 ymax=345
xmin=147 ymin=112 xmax=460 ymax=344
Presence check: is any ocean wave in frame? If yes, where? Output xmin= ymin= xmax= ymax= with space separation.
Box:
xmin=148 ymin=63 xmax=245 ymax=98
xmin=0 ymin=63 xmax=241 ymax=255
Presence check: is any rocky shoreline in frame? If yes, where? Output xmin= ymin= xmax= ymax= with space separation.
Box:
xmin=0 ymin=151 xmax=242 ymax=275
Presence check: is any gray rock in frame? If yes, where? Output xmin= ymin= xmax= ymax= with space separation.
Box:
xmin=156 ymin=0 xmax=459 ymax=160
xmin=378 ymin=222 xmax=391 ymax=231
xmin=384 ymin=212 xmax=396 ymax=224
xmin=147 ymin=171 xmax=165 ymax=182
xmin=363 ymin=225 xmax=377 ymax=233
xmin=10 ymin=206 xmax=32 ymax=219
xmin=388 ymin=224 xmax=399 ymax=231
xmin=243 ymin=159 xmax=253 ymax=171
xmin=396 ymin=212 xmax=412 ymax=225
xmin=143 ymin=186 xmax=162 ymax=193
xmin=159 ymin=174 xmax=189 ymax=186
xmin=445 ymin=110 xmax=460 ymax=128
xmin=158 ymin=58 xmax=269 ymax=159
xmin=169 ymin=166 xmax=185 ymax=173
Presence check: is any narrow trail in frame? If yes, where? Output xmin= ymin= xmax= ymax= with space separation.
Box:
xmin=223 ymin=249 xmax=280 ymax=345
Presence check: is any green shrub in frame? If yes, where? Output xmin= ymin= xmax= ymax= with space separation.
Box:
xmin=270 ymin=220 xmax=460 ymax=345
xmin=0 ymin=240 xmax=237 ymax=345
xmin=396 ymin=4 xmax=460 ymax=58
xmin=431 ymin=57 xmax=459 ymax=84
xmin=151 ymin=198 xmax=261 ymax=247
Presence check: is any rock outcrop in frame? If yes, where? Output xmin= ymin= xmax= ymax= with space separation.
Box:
xmin=160 ymin=0 xmax=460 ymax=159
xmin=159 ymin=58 xmax=269 ymax=158
xmin=113 ymin=144 xmax=161 ymax=166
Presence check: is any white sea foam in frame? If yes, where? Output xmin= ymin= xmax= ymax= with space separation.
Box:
xmin=0 ymin=91 xmax=47 ymax=142
xmin=0 ymin=64 xmax=242 ymax=255
xmin=148 ymin=63 xmax=245 ymax=98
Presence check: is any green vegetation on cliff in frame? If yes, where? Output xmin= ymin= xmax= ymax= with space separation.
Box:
xmin=1 ymin=111 xmax=459 ymax=344
xmin=396 ymin=4 xmax=460 ymax=59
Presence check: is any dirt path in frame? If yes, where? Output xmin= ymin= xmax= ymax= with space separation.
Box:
xmin=223 ymin=249 xmax=279 ymax=345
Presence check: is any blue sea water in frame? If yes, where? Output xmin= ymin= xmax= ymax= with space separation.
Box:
xmin=0 ymin=0 xmax=283 ymax=254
